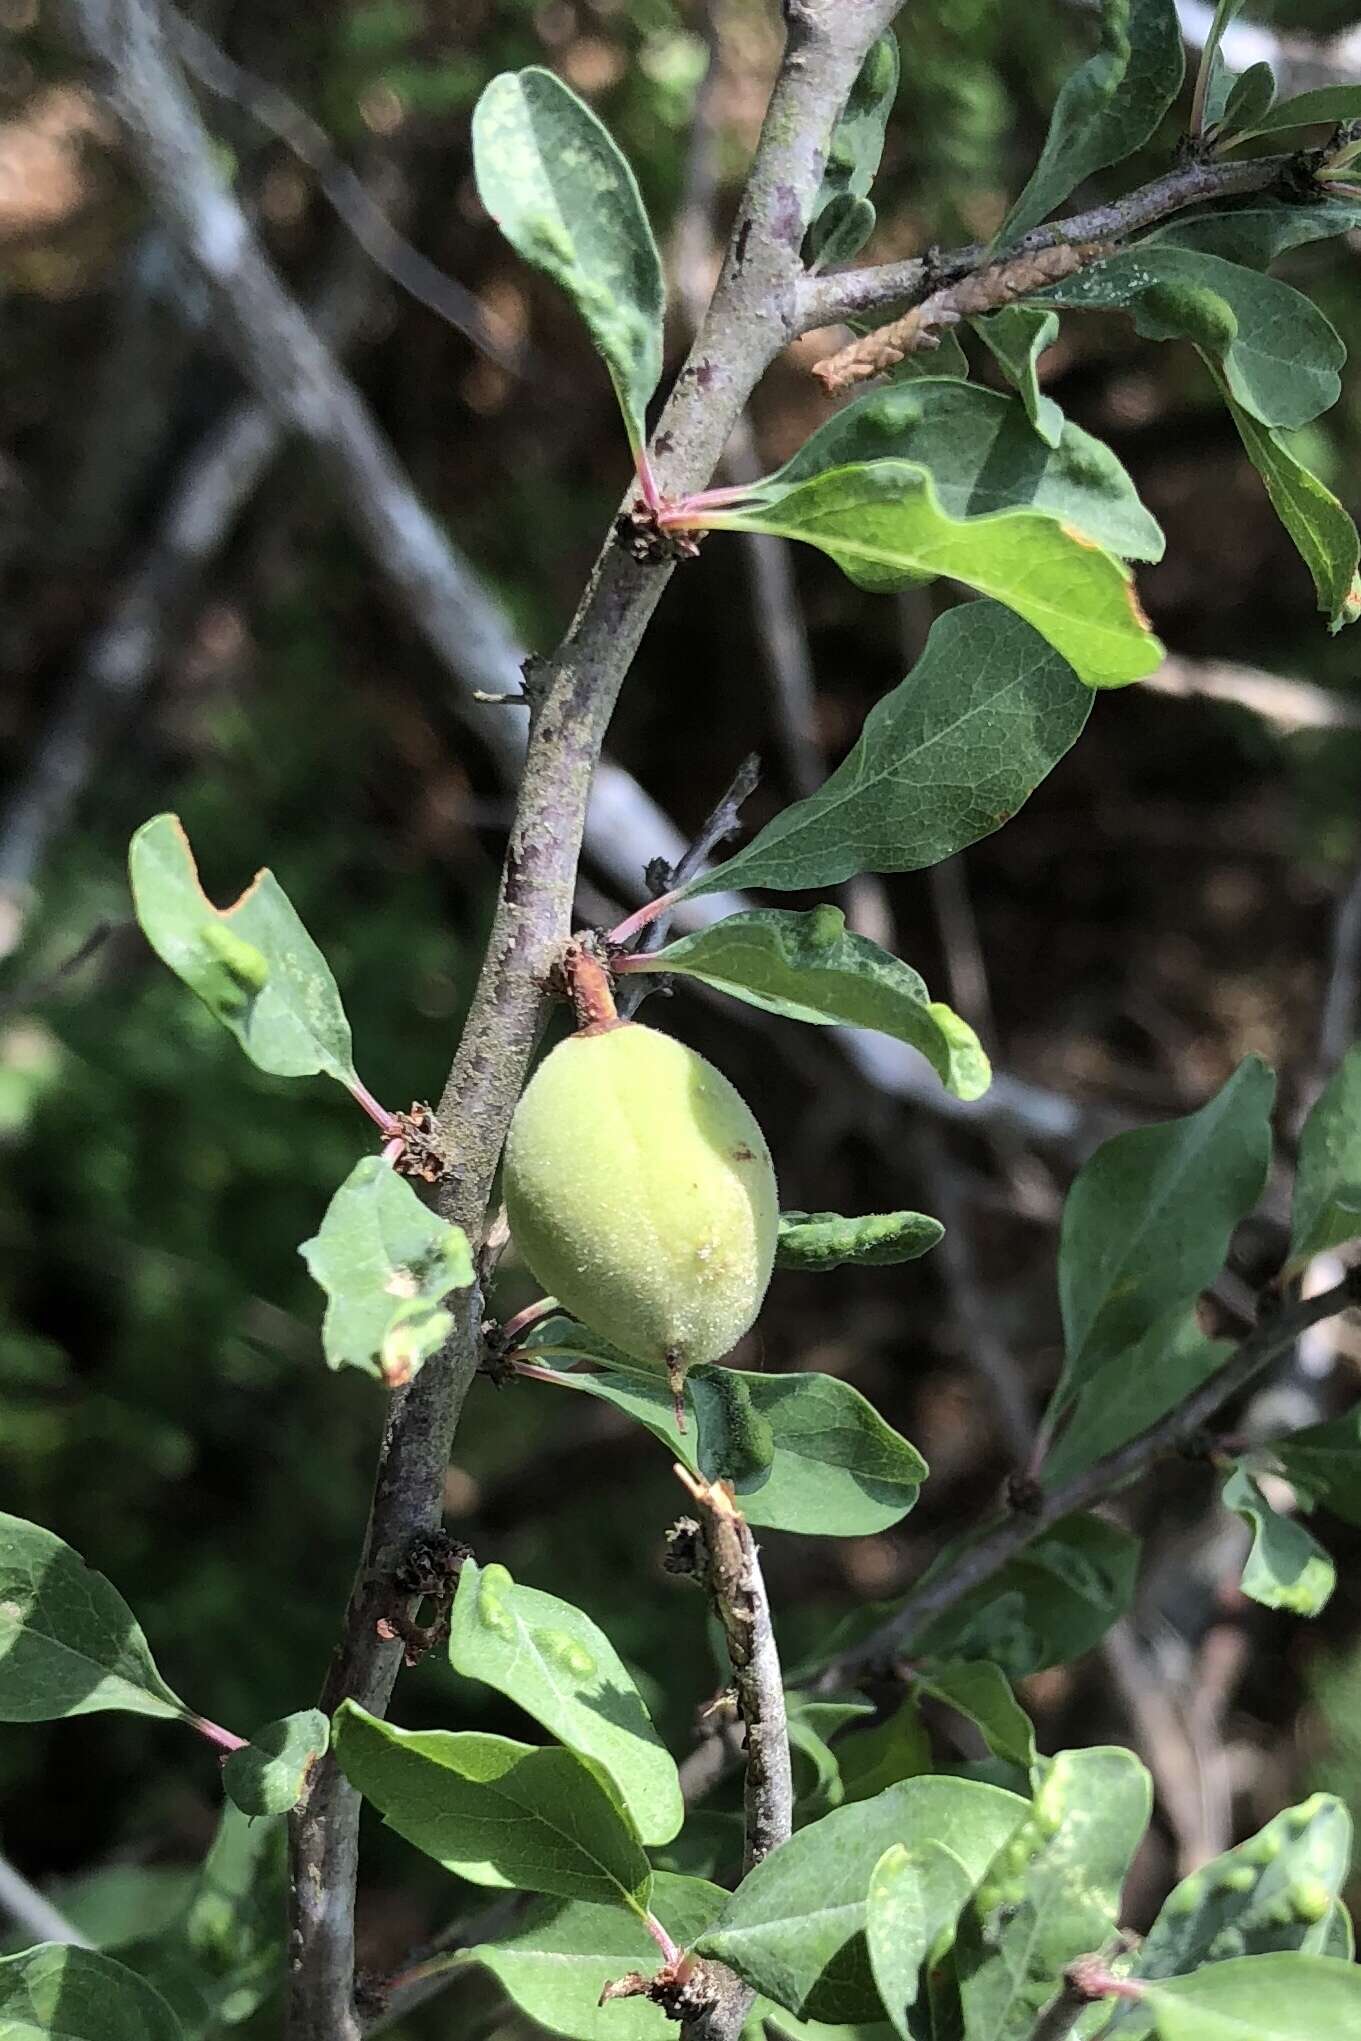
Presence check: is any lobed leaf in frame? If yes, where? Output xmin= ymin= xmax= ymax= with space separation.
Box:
xmin=775 ymin=1210 xmax=943 ymax=1274
xmin=448 ymin=1558 xmax=682 ymax=1846
xmin=683 ymin=605 xmax=1093 ymax=898
xmin=706 ymin=463 xmax=1161 ymax=690
xmin=632 ymin=908 xmax=989 ymax=1100
xmin=129 ymin=815 xmax=357 ymax=1087
xmin=298 ymin=1156 xmax=473 ymax=1386
xmin=471 ymin=68 xmax=663 ymax=451
xmin=221 ymin=1709 xmax=329 ymax=1819
xmin=1223 ymin=1463 xmax=1335 ymax=1617
xmin=331 ymin=1701 xmax=653 ymax=1913
xmin=0 ymin=1511 xmax=186 ymax=1725
xmin=1288 ymin=1044 xmax=1361 ymax=1270
xmin=0 ymin=1945 xmax=183 ymax=2041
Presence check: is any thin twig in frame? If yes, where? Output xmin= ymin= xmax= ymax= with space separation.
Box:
xmin=1317 ymin=859 xmax=1361 ymax=1084
xmin=0 ymin=1851 xmax=92 ymax=1950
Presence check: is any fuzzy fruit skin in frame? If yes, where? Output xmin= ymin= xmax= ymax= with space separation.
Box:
xmin=503 ymin=1023 xmax=778 ymax=1380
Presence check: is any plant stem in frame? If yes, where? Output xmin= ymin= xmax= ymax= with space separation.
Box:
xmin=188 ymin=1712 xmax=250 ymax=1755
xmin=608 ymin=887 xmax=684 ymax=948
xmin=645 ymin=1912 xmax=682 ymax=1964
xmin=348 ymin=1077 xmax=400 ymax=1139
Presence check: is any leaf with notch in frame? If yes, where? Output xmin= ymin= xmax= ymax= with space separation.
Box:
xmin=222 ymin=1709 xmax=329 ymax=1819
xmin=693 ymin=1776 xmax=1027 ymax=2021
xmin=332 ymin=1701 xmax=652 ymax=1913
xmin=631 ymin=908 xmax=989 ymax=1101
xmin=807 ymin=34 xmax=899 ymax=269
xmin=1054 ymin=1056 xmax=1274 ymax=1420
xmin=0 ymin=1945 xmax=183 ymax=2041
xmin=681 ymin=605 xmax=1092 ymax=899
xmin=776 ymin=1210 xmax=943 ymax=1273
xmin=1223 ymin=1463 xmax=1335 ymax=1616
xmin=999 ymin=0 xmax=1184 ymax=243
xmin=298 ymin=1157 xmax=473 ymax=1386
xmin=1141 ymin=1954 xmax=1361 ymax=2039
xmin=129 ymin=814 xmax=356 ymax=1086
xmin=448 ymin=1558 xmax=681 ymax=1846
xmin=972 ymin=309 xmax=1065 ymax=448
xmin=703 ymin=463 xmax=1160 ymax=689
xmin=867 ymin=1841 xmax=977 ymax=2040
xmin=0 ymin=1511 xmax=187 ymax=1725
xmin=1288 ymin=1044 xmax=1361 ymax=1271
xmin=472 ymin=67 xmax=663 ymax=451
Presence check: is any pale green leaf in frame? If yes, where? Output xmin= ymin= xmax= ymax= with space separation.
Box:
xmin=706 ymin=464 xmax=1160 ymax=690
xmin=913 ymin=1661 xmax=1036 ymax=1775
xmin=634 ymin=908 xmax=989 ymax=1101
xmin=221 ymin=1709 xmax=329 ymax=1819
xmin=807 ymin=35 xmax=899 ymax=269
xmin=1143 ymin=1954 xmax=1361 ymax=2039
xmin=0 ymin=1945 xmax=183 ymax=2041
xmin=999 ymin=0 xmax=1184 ymax=242
xmin=331 ymin=1701 xmax=652 ymax=1912
xmin=866 ymin=1841 xmax=976 ymax=2039
xmin=972 ymin=309 xmax=1065 ymax=448
xmin=693 ymin=1777 xmax=1027 ymax=2020
xmin=775 ymin=1210 xmax=943 ymax=1274
xmin=1195 ymin=0 xmax=1248 ymax=134
xmin=0 ymin=1511 xmax=186 ymax=1724
xmin=448 ymin=1558 xmax=681 ymax=1847
xmin=472 ymin=68 xmax=663 ymax=450
xmin=1289 ymin=1045 xmax=1361 ymax=1270
xmin=684 ymin=605 xmax=1092 ymax=898
xmin=1223 ymin=1464 xmax=1335 ymax=1616
xmin=1055 ymin=1056 xmax=1274 ymax=1417
xmin=129 ymin=814 xmax=357 ymax=1086
xmin=1043 ymin=1309 xmax=1233 ymax=1487
xmin=298 ymin=1156 xmax=473 ymax=1386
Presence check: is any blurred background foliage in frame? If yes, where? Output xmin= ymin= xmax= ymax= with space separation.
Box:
xmin=3 ymin=0 xmax=1361 ymax=2031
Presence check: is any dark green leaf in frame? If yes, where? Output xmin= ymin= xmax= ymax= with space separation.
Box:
xmin=1273 ymin=1408 xmax=1361 ymax=1528
xmin=999 ymin=0 xmax=1184 ymax=242
xmin=0 ymin=1945 xmax=183 ymax=2041
xmin=221 ymin=1709 xmax=329 ymax=1819
xmin=1233 ymin=84 xmax=1361 ymax=139
xmin=119 ymin=1806 xmax=285 ymax=2037
xmin=867 ymin=1841 xmax=977 ymax=2040
xmin=835 ymin=1699 xmax=932 ymax=1805
xmin=706 ymin=464 xmax=1161 ymax=689
xmin=129 ymin=814 xmax=357 ymax=1086
xmin=1142 ymin=1954 xmax=1361 ymax=2039
xmin=1289 ymin=1045 xmax=1361 ymax=1270
xmin=807 ymin=35 xmax=899 ymax=268
xmin=913 ymin=1661 xmax=1036 ymax=1775
xmin=1153 ymin=199 xmax=1361 ymax=270
xmin=633 ymin=909 xmax=989 ymax=1101
xmin=460 ymin=1873 xmax=726 ymax=2041
xmin=298 ymin=1156 xmax=473 ymax=1386
xmin=906 ymin=1514 xmax=1139 ymax=1676
xmin=693 ymin=1777 xmax=1027 ymax=2020
xmin=649 ymin=1811 xmax=744 ymax=1881
xmin=1055 ymin=1057 xmax=1274 ymax=1418
xmin=448 ymin=1558 xmax=682 ymax=1847
xmin=471 ymin=68 xmax=663 ymax=451
xmin=1217 ymin=61 xmax=1276 ymax=138
xmin=0 ymin=1869 xmax=190 ymax=1956
xmin=776 ymin=1210 xmax=943 ymax=1273
xmin=972 ymin=309 xmax=1065 ymax=448
xmin=0 ymin=1511 xmax=186 ymax=1724
xmin=331 ymin=1701 xmax=653 ymax=1913
xmin=763 ymin=379 xmax=1161 ymax=563
xmin=1195 ymin=0 xmax=1248 ymax=134
xmin=956 ymin=1747 xmax=1151 ymax=2041
xmin=1043 ymin=1310 xmax=1233 ymax=1487
xmin=516 ymin=1337 xmax=927 ymax=1537
xmin=683 ymin=606 xmax=1092 ymax=898
xmin=1037 ymin=249 xmax=1345 ymax=431
xmin=1223 ymin=1463 xmax=1335 ymax=1616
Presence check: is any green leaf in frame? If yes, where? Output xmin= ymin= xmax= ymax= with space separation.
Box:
xmin=1154 ymin=199 xmax=1361 ymax=271
xmin=693 ymin=1777 xmax=1027 ymax=2020
xmin=972 ymin=309 xmax=1065 ymax=448
xmin=913 ymin=1661 xmax=1036 ymax=1775
xmin=1223 ymin=1463 xmax=1335 ymax=1616
xmin=1112 ymin=1794 xmax=1352 ymax=2032
xmin=807 ymin=34 xmax=899 ymax=269
xmin=128 ymin=814 xmax=357 ymax=1087
xmin=1043 ymin=1309 xmax=1233 ymax=1487
xmin=955 ymin=1747 xmax=1151 ymax=2041
xmin=221 ymin=1709 xmax=329 ymax=1818
xmin=633 ymin=909 xmax=990 ymax=1102
xmin=1273 ymin=1408 xmax=1361 ymax=1527
xmin=835 ymin=1700 xmax=932 ymax=1805
xmin=866 ymin=1841 xmax=977 ymax=2039
xmin=331 ymin=1700 xmax=653 ymax=1913
xmin=775 ymin=1210 xmax=943 ymax=1274
xmin=298 ymin=1156 xmax=473 ymax=1386
xmin=471 ymin=68 xmax=663 ymax=451
xmin=705 ymin=464 xmax=1160 ymax=690
xmin=1054 ymin=1056 xmax=1274 ymax=1419
xmin=516 ymin=1337 xmax=927 ymax=1537
xmin=0 ymin=1511 xmax=186 ymax=1724
xmin=999 ymin=0 xmax=1184 ymax=243
xmin=459 ymin=1873 xmax=727 ymax=2041
xmin=447 ymin=1558 xmax=681 ymax=1847
xmin=1195 ymin=0 xmax=1248 ymax=134
xmin=0 ymin=1945 xmax=184 ymax=2040
xmin=1232 ymin=84 xmax=1361 ymax=140
xmin=1210 ymin=367 xmax=1360 ymax=631
xmin=683 ymin=605 xmax=1093 ymax=898
xmin=1217 ymin=62 xmax=1276 ymax=139
xmin=1037 ymin=248 xmax=1345 ymax=431
xmin=1142 ymin=1954 xmax=1361 ymax=2039
xmin=118 ymin=1806 xmax=285 ymax=2036
xmin=1289 ymin=1045 xmax=1361 ymax=1270
xmin=0 ymin=1869 xmax=192 ymax=1956
xmin=764 ymin=381 xmax=1161 ymax=561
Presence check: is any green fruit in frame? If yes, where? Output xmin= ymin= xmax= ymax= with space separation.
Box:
xmin=503 ymin=1023 xmax=778 ymax=1392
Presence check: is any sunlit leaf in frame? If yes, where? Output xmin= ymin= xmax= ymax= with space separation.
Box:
xmin=0 ymin=1945 xmax=183 ymax=2041
xmin=1142 ymin=1954 xmax=1361 ymax=2039
xmin=866 ymin=1841 xmax=976 ymax=2040
xmin=972 ymin=309 xmax=1065 ymax=448
xmin=1223 ymin=1463 xmax=1335 ymax=1616
xmin=1288 ymin=1045 xmax=1361 ymax=1270
xmin=775 ymin=1210 xmax=943 ymax=1274
xmin=222 ymin=1710 xmax=329 ymax=1819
